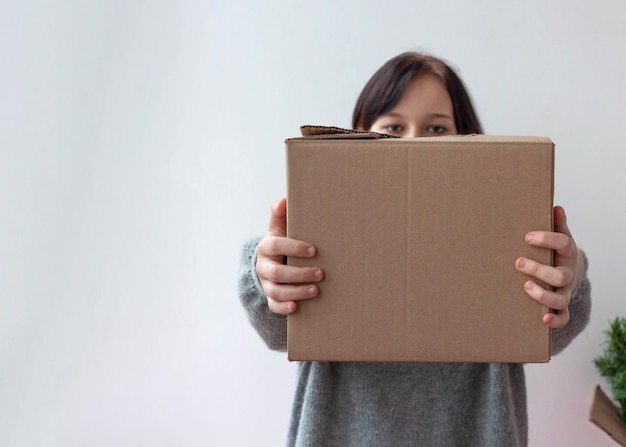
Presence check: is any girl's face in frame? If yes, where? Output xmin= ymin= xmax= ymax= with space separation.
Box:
xmin=369 ymin=74 xmax=457 ymax=137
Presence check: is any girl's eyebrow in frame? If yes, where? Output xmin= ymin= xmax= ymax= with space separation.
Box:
xmin=427 ymin=113 xmax=455 ymax=120
xmin=381 ymin=112 xmax=406 ymax=118
xmin=381 ymin=111 xmax=454 ymax=120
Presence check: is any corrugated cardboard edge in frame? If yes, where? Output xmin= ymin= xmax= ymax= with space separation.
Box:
xmin=287 ymin=125 xmax=399 ymax=140
xmin=544 ymin=139 xmax=555 ymax=291
xmin=590 ymin=385 xmax=626 ymax=446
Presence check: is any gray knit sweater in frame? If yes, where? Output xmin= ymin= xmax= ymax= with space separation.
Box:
xmin=239 ymin=237 xmax=591 ymax=447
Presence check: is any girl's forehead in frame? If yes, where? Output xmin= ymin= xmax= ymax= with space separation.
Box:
xmin=391 ymin=75 xmax=454 ymax=113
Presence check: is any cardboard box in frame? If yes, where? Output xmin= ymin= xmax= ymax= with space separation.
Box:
xmin=590 ymin=385 xmax=626 ymax=446
xmin=286 ymin=126 xmax=554 ymax=362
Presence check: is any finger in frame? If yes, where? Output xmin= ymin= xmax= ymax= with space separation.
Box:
xmin=262 ymin=281 xmax=319 ymax=303
xmin=257 ymin=261 xmax=323 ymax=284
xmin=542 ymin=307 xmax=570 ymax=328
xmin=522 ymin=280 xmax=571 ymax=328
xmin=516 ymin=257 xmax=574 ymax=289
xmin=267 ymin=297 xmax=298 ymax=315
xmin=267 ymin=198 xmax=288 ymax=237
xmin=523 ymin=280 xmax=570 ymax=310
xmin=258 ymin=235 xmax=317 ymax=260
xmin=553 ymin=205 xmax=573 ymax=238
xmin=524 ymin=206 xmax=576 ymax=255
xmin=524 ymin=230 xmax=578 ymax=259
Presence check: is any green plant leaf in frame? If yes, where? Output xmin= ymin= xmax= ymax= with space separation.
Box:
xmin=595 ymin=316 xmax=626 ymax=424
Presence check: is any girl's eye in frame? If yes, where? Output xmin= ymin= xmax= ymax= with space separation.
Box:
xmin=427 ymin=125 xmax=446 ymax=134
xmin=385 ymin=124 xmax=404 ymax=133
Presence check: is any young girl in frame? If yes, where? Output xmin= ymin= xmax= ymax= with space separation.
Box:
xmin=239 ymin=52 xmax=591 ymax=447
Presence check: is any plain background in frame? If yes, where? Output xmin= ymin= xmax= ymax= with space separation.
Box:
xmin=2 ymin=1 xmax=625 ymax=446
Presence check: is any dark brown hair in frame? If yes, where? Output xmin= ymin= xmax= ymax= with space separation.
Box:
xmin=352 ymin=52 xmax=483 ymax=134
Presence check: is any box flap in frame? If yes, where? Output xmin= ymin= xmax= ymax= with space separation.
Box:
xmin=292 ymin=125 xmax=399 ymax=140
xmin=590 ymin=385 xmax=626 ymax=446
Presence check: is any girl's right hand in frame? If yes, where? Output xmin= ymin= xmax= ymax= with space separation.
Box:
xmin=256 ymin=198 xmax=324 ymax=315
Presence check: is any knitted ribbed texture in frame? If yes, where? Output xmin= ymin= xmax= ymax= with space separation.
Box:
xmin=238 ymin=238 xmax=592 ymax=447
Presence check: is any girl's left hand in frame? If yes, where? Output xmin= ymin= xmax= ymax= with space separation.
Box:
xmin=514 ymin=206 xmax=584 ymax=328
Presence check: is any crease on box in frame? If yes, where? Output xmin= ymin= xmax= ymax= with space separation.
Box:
xmin=403 ymin=148 xmax=411 ymax=359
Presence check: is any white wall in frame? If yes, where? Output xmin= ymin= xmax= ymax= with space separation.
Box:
xmin=2 ymin=1 xmax=625 ymax=446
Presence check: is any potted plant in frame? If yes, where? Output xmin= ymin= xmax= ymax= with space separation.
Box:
xmin=591 ymin=317 xmax=626 ymax=445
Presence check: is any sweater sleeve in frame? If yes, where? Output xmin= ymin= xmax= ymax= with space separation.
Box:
xmin=238 ymin=237 xmax=288 ymax=352
xmin=550 ymin=250 xmax=592 ymax=356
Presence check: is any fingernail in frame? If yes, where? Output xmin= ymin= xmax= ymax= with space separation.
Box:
xmin=525 ymin=281 xmax=534 ymax=291
xmin=307 ymin=286 xmax=317 ymax=297
xmin=314 ymin=269 xmax=323 ymax=281
xmin=306 ymin=246 xmax=315 ymax=257
xmin=517 ymin=258 xmax=526 ymax=268
xmin=525 ymin=233 xmax=534 ymax=243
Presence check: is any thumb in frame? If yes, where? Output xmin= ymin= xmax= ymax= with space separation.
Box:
xmin=553 ymin=205 xmax=572 ymax=237
xmin=267 ymin=198 xmax=288 ymax=237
